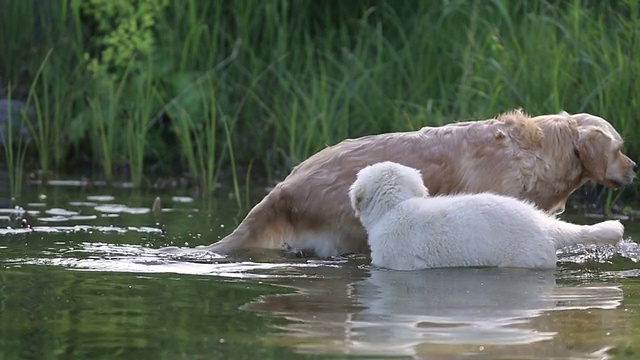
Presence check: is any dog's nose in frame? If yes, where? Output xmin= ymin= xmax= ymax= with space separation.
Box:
xmin=634 ymin=163 xmax=639 ymax=173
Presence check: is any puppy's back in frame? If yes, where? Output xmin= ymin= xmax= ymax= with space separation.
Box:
xmin=366 ymin=192 xmax=552 ymax=270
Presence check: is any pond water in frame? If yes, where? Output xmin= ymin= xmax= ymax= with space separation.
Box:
xmin=1 ymin=183 xmax=640 ymax=359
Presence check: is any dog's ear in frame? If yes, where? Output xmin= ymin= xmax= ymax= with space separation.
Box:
xmin=576 ymin=127 xmax=609 ymax=182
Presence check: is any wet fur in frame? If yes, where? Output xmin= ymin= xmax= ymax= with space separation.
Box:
xmin=350 ymin=162 xmax=624 ymax=270
xmin=202 ymin=110 xmax=636 ymax=257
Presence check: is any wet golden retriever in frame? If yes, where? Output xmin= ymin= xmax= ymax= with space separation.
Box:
xmin=202 ymin=110 xmax=637 ymax=257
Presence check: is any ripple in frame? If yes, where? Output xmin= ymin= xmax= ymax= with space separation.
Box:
xmin=87 ymin=195 xmax=115 ymax=202
xmin=17 ymin=256 xmax=327 ymax=278
xmin=9 ymin=242 xmax=343 ymax=279
xmin=45 ymin=208 xmax=80 ymax=216
xmin=94 ymin=204 xmax=150 ymax=214
xmin=0 ymin=225 xmax=164 ymax=235
xmin=44 ymin=179 xmax=91 ymax=187
xmin=0 ymin=207 xmax=26 ymax=217
xmin=37 ymin=215 xmax=98 ymax=222
xmin=69 ymin=201 xmax=98 ymax=207
xmin=0 ymin=228 xmax=33 ymax=235
xmin=27 ymin=202 xmax=47 ymax=207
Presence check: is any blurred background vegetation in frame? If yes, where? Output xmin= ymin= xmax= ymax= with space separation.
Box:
xmin=0 ymin=0 xmax=638 ymax=198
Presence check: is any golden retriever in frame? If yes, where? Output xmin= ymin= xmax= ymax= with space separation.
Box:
xmin=202 ymin=110 xmax=637 ymax=257
xmin=349 ymin=161 xmax=624 ymax=270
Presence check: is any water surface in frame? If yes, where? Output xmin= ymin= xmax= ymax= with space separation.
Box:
xmin=1 ymin=184 xmax=640 ymax=359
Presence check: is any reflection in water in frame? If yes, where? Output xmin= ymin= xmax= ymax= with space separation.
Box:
xmin=246 ymin=267 xmax=624 ymax=358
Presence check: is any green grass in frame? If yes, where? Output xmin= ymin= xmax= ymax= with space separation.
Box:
xmin=0 ymin=0 xmax=639 ymax=205
xmin=166 ymin=77 xmax=221 ymax=195
xmin=125 ymin=65 xmax=158 ymax=188
xmin=0 ymin=88 xmax=28 ymax=199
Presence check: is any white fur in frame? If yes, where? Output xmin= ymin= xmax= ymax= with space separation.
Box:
xmin=349 ymin=161 xmax=625 ymax=270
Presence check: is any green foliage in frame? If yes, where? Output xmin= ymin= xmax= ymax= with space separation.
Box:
xmin=1 ymin=0 xmax=639 ymax=204
xmin=82 ymin=0 xmax=169 ymax=83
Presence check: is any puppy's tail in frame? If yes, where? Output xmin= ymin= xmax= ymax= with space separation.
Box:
xmin=199 ymin=185 xmax=292 ymax=255
xmin=548 ymin=219 xmax=624 ymax=249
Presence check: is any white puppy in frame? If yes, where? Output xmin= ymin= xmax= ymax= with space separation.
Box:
xmin=349 ymin=161 xmax=625 ymax=270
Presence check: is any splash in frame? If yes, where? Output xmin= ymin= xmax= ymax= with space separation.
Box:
xmin=9 ymin=242 xmax=346 ymax=279
xmin=557 ymin=239 xmax=640 ymax=269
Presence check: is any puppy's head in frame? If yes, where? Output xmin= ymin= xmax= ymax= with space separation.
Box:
xmin=349 ymin=161 xmax=429 ymax=221
xmin=572 ymin=113 xmax=637 ymax=188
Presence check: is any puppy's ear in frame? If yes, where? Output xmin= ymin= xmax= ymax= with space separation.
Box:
xmin=577 ymin=127 xmax=608 ymax=182
xmin=349 ymin=183 xmax=365 ymax=216
xmin=415 ymin=171 xmax=430 ymax=197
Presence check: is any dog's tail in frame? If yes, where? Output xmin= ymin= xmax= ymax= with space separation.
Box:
xmin=199 ymin=185 xmax=292 ymax=254
xmin=548 ymin=219 xmax=624 ymax=249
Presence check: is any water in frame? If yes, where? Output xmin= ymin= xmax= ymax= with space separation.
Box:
xmin=1 ymin=185 xmax=640 ymax=359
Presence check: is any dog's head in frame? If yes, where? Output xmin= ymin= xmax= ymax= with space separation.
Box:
xmin=349 ymin=161 xmax=429 ymax=220
xmin=572 ymin=113 xmax=638 ymax=188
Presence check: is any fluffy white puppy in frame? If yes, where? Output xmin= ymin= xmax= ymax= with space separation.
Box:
xmin=349 ymin=161 xmax=625 ymax=270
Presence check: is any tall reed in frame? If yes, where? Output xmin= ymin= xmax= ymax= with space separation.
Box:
xmin=0 ymin=88 xmax=28 ymax=199
xmin=22 ymin=49 xmax=56 ymax=178
xmin=125 ymin=72 xmax=157 ymax=188
xmin=167 ymin=78 xmax=220 ymax=195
